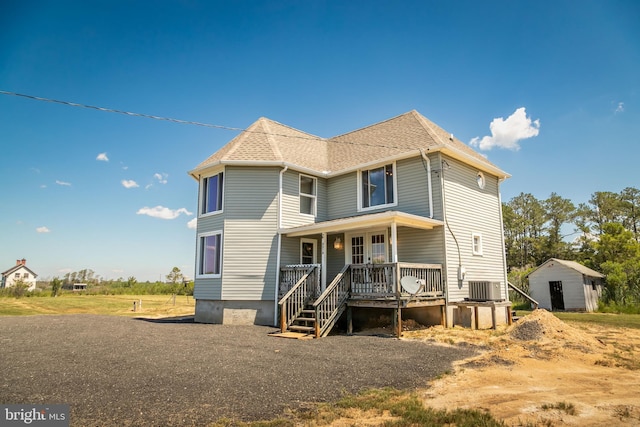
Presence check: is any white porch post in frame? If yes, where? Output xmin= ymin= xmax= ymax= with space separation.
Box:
xmin=391 ymin=222 xmax=398 ymax=263
xmin=321 ymin=232 xmax=327 ymax=290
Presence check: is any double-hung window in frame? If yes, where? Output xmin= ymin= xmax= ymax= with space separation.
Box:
xmin=201 ymin=172 xmax=224 ymax=215
xmin=360 ymin=163 xmax=396 ymax=210
xmin=472 ymin=232 xmax=483 ymax=256
xmin=299 ymin=174 xmax=317 ymax=216
xmin=197 ymin=231 xmax=222 ymax=277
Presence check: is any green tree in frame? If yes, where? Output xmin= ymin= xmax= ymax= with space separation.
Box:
xmin=166 ymin=267 xmax=184 ymax=284
xmin=11 ymin=279 xmax=29 ymax=298
xmin=593 ymin=223 xmax=640 ymax=305
xmin=51 ymin=277 xmax=62 ymax=297
xmin=542 ymin=192 xmax=576 ymax=260
xmin=620 ymin=187 xmax=640 ymax=242
xmin=504 ymin=193 xmax=546 ymax=268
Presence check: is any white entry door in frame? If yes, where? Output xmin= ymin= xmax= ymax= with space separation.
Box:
xmin=348 ymin=231 xmax=388 ymax=264
xmin=300 ymin=238 xmax=317 ymax=264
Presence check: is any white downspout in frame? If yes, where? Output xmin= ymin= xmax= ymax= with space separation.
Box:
xmin=420 ymin=150 xmax=434 ymax=218
xmin=274 ymin=166 xmax=288 ymax=326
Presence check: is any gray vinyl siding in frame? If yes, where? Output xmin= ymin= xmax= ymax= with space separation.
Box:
xmin=327 ymin=156 xmax=440 ymax=221
xmin=281 ymin=170 xmax=328 ymax=228
xmin=396 ymin=227 xmax=444 ymax=265
xmin=194 ymin=167 xmax=280 ymax=302
xmin=439 ymin=155 xmax=507 ymax=302
xmin=280 ymin=236 xmax=301 ymax=266
xmin=327 ymin=172 xmax=357 ymax=219
xmin=221 ymin=166 xmax=279 ymax=301
xmin=327 ymin=233 xmax=346 ymax=282
xmin=395 ymin=157 xmax=433 ymax=218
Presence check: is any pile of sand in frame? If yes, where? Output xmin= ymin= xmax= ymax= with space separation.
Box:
xmin=506 ymin=309 xmax=604 ymax=352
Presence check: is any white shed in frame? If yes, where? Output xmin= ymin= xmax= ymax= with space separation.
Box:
xmin=528 ymin=258 xmax=605 ymax=312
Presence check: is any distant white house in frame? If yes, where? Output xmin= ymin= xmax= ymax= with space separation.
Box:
xmin=528 ymin=258 xmax=605 ymax=312
xmin=1 ymin=259 xmax=38 ymax=291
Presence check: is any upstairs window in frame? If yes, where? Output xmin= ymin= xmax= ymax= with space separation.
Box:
xmin=23 ymin=273 xmax=29 ymax=279
xmin=14 ymin=273 xmax=21 ymax=279
xmin=361 ymin=163 xmax=395 ymax=210
xmin=299 ymin=174 xmax=317 ymax=216
xmin=201 ymin=172 xmax=224 ymax=215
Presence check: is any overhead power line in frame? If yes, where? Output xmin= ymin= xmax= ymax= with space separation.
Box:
xmin=0 ymin=89 xmax=413 ymax=150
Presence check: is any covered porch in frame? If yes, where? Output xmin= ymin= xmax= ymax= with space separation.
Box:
xmin=278 ymin=211 xmax=447 ymax=338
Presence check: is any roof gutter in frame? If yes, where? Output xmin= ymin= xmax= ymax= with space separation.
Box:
xmin=188 ymin=160 xmax=330 ymax=181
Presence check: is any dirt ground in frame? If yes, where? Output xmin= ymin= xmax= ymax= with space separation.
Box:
xmin=400 ymin=310 xmax=640 ymax=426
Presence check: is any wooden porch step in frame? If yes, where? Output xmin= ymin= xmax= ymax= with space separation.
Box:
xmin=288 ymin=325 xmax=315 ymax=333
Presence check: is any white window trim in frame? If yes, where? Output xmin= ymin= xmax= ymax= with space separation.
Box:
xmin=299 ymin=174 xmax=317 ymax=217
xmin=357 ymin=162 xmax=398 ymax=212
xmin=300 ymin=238 xmax=317 ymax=264
xmin=476 ymin=171 xmax=486 ymax=189
xmin=196 ymin=230 xmax=223 ymax=278
xmin=472 ymin=232 xmax=483 ymax=256
xmin=199 ymin=168 xmax=225 ymax=218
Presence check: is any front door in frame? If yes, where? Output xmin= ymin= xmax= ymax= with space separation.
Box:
xmin=348 ymin=231 xmax=388 ymax=264
xmin=301 ymin=239 xmax=317 ymax=264
xmin=549 ymin=281 xmax=565 ymax=311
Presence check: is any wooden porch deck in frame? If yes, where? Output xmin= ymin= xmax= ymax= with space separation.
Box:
xmin=278 ymin=263 xmax=446 ymax=338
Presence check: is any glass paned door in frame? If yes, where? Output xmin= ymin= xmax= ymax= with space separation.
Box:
xmin=301 ymin=239 xmax=316 ymax=264
xmin=351 ymin=236 xmax=364 ymax=264
xmin=370 ymin=234 xmax=386 ymax=264
xmin=349 ymin=232 xmax=387 ymax=264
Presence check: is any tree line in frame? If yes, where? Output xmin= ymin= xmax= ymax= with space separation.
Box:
xmin=503 ymin=187 xmax=640 ymax=309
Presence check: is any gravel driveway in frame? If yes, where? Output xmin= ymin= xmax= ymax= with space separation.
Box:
xmin=0 ymin=315 xmax=475 ymax=426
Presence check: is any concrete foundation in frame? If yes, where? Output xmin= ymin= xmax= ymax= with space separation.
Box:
xmin=195 ymin=299 xmax=275 ymax=326
xmin=449 ymin=301 xmax=511 ymax=329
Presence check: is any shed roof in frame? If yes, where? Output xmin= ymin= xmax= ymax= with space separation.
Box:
xmin=189 ymin=110 xmax=509 ymax=179
xmin=529 ymin=258 xmax=605 ymax=279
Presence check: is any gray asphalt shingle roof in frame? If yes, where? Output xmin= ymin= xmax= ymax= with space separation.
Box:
xmin=191 ymin=110 xmax=506 ymax=177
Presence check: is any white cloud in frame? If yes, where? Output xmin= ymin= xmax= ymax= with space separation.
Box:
xmin=55 ymin=180 xmax=71 ymax=186
xmin=121 ymin=179 xmax=139 ymax=189
xmin=36 ymin=226 xmax=50 ymax=233
xmin=187 ymin=218 xmax=197 ymax=229
xmin=154 ymin=172 xmax=168 ymax=184
xmin=136 ymin=206 xmax=193 ymax=220
xmin=470 ymin=107 xmax=540 ymax=151
xmin=97 ymin=152 xmax=109 ymax=162
xmin=40 ymin=184 xmax=47 ymax=189
xmin=615 ymin=102 xmax=624 ymax=114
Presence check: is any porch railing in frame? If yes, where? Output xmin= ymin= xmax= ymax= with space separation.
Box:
xmin=278 ymin=265 xmax=319 ymax=332
xmin=279 ymin=264 xmax=321 ymax=298
xmin=350 ymin=262 xmax=443 ymax=299
xmin=313 ymin=264 xmax=351 ymax=338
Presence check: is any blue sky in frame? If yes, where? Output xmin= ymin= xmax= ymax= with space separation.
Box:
xmin=1 ymin=1 xmax=638 ymax=282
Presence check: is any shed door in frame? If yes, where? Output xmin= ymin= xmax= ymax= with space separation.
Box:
xmin=549 ymin=281 xmax=565 ymax=311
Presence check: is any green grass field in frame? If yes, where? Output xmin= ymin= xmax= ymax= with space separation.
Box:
xmin=0 ymin=294 xmax=195 ymax=318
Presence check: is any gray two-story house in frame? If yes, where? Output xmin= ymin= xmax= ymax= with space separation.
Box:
xmin=189 ymin=110 xmax=511 ymax=335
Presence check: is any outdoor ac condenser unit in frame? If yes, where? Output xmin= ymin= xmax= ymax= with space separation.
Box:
xmin=468 ymin=281 xmax=503 ymax=301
